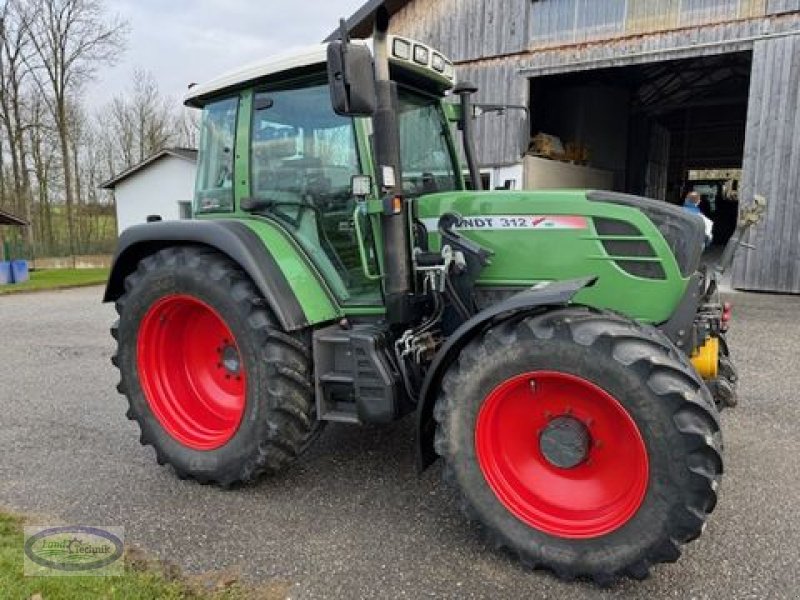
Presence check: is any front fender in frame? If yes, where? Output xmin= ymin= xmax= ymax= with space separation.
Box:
xmin=104 ymin=219 xmax=340 ymax=332
xmin=416 ymin=276 xmax=597 ymax=470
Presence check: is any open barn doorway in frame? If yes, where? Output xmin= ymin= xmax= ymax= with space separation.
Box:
xmin=528 ymin=50 xmax=752 ymax=246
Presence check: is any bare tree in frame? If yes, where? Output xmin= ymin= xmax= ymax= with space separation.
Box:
xmin=25 ymin=0 xmax=127 ymax=255
xmin=175 ymin=106 xmax=200 ymax=149
xmin=26 ymin=93 xmax=59 ymax=253
xmin=0 ymin=0 xmax=35 ymax=245
xmin=131 ymin=69 xmax=175 ymax=162
xmin=99 ymin=68 xmax=180 ymax=173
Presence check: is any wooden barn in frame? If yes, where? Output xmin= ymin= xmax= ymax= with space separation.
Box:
xmin=335 ymin=0 xmax=800 ymax=293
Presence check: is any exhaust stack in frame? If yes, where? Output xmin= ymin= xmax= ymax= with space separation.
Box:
xmin=455 ymin=82 xmax=483 ymax=191
xmin=372 ymin=6 xmax=413 ymax=324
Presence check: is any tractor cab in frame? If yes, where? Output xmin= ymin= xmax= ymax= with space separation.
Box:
xmin=184 ymin=37 xmax=462 ymax=308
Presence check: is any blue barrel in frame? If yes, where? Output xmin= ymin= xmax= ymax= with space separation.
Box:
xmin=0 ymin=261 xmax=11 ymax=285
xmin=10 ymin=259 xmax=29 ymax=284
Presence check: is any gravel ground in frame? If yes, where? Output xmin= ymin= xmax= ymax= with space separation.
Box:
xmin=0 ymin=285 xmax=798 ymax=599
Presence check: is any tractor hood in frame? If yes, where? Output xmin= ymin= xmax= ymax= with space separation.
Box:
xmin=416 ymin=189 xmax=704 ymax=324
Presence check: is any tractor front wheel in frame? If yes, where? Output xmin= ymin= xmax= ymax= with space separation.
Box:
xmin=112 ymin=246 xmax=317 ymax=486
xmin=433 ymin=307 xmax=723 ymax=583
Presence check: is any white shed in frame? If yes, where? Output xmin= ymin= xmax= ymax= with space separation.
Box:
xmin=101 ymin=148 xmax=197 ymax=235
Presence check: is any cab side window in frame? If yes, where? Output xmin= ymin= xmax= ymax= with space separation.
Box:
xmin=195 ymin=97 xmax=238 ymax=213
xmin=251 ymin=85 xmax=359 ymax=208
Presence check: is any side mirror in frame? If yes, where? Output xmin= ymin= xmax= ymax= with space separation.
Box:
xmin=327 ymin=41 xmax=377 ymax=117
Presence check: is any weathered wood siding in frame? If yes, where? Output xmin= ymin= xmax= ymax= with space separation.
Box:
xmin=767 ymin=0 xmax=800 ymax=13
xmin=388 ymin=0 xmax=788 ymax=59
xmin=733 ymin=33 xmax=800 ymax=292
xmin=389 ymin=0 xmax=530 ymax=61
xmin=519 ymin=11 xmax=800 ymax=76
xmin=390 ymin=2 xmax=530 ymax=164
xmin=459 ymin=61 xmax=529 ymax=165
xmin=527 ymin=0 xmax=771 ymax=48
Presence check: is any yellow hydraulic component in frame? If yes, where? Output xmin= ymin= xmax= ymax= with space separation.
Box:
xmin=691 ymin=336 xmax=719 ymax=379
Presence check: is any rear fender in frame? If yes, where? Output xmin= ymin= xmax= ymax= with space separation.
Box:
xmin=415 ymin=276 xmax=597 ymax=470
xmin=103 ymin=220 xmax=340 ymax=332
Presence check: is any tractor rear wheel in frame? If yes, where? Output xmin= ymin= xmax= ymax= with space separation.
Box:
xmin=433 ymin=307 xmax=722 ymax=583
xmin=112 ymin=246 xmax=317 ymax=486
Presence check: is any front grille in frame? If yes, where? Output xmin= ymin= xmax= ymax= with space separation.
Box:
xmin=588 ymin=191 xmax=705 ymax=277
xmin=594 ymin=217 xmax=641 ymax=237
xmin=616 ymin=260 xmax=667 ymax=279
xmin=600 ymin=239 xmax=657 ymax=258
xmin=593 ymin=217 xmax=666 ymax=280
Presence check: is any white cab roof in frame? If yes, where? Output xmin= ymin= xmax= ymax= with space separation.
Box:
xmin=185 ymin=43 xmax=352 ymax=107
xmin=184 ymin=37 xmax=454 ymax=108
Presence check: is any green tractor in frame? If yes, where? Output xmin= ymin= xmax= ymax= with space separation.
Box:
xmin=105 ymin=9 xmax=740 ymax=583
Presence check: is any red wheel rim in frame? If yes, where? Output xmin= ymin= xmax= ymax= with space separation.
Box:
xmin=137 ymin=294 xmax=246 ymax=450
xmin=475 ymin=371 xmax=648 ymax=539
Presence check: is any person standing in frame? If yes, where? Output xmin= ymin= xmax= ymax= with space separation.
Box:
xmin=683 ymin=191 xmax=713 ymax=246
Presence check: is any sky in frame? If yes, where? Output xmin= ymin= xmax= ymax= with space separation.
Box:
xmin=87 ymin=0 xmax=366 ymax=108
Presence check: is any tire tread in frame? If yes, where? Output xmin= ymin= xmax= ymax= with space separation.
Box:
xmin=111 ymin=246 xmax=317 ymax=486
xmin=433 ymin=306 xmax=723 ymax=584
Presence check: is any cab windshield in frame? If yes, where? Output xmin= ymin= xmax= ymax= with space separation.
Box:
xmin=397 ymin=88 xmax=460 ymax=196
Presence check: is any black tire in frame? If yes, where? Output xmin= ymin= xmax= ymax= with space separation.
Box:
xmin=111 ymin=246 xmax=317 ymax=486
xmin=433 ymin=307 xmax=723 ymax=584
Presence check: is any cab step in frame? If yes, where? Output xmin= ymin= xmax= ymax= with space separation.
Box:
xmin=312 ymin=323 xmax=404 ymax=424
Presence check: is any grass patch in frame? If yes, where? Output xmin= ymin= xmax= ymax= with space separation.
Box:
xmin=0 ymin=511 xmax=273 ymax=599
xmin=0 ymin=268 xmax=109 ymax=295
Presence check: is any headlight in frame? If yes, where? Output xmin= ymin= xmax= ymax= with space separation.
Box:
xmin=431 ymin=53 xmax=445 ymax=73
xmin=413 ymin=44 xmax=429 ymax=65
xmin=393 ymin=38 xmax=411 ymax=61
xmin=443 ymin=61 xmax=455 ymax=80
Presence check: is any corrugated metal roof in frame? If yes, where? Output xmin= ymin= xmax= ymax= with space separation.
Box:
xmin=99 ymin=148 xmax=197 ymax=190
